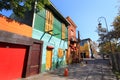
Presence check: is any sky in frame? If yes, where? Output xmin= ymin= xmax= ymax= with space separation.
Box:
xmin=50 ymin=0 xmax=119 ymax=42
xmin=0 ymin=0 xmax=119 ymax=42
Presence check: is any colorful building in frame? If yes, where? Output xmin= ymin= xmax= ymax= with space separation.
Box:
xmin=0 ymin=2 xmax=69 ymax=80
xmin=0 ymin=14 xmax=43 ymax=79
xmin=66 ymin=16 xmax=77 ymax=64
xmin=80 ymin=38 xmax=94 ymax=58
xmin=10 ymin=2 xmax=69 ymax=74
xmin=32 ymin=4 xmax=69 ymax=72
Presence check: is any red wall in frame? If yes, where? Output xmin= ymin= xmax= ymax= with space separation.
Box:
xmin=68 ymin=26 xmax=76 ymax=40
xmin=66 ymin=17 xmax=77 ymax=64
xmin=66 ymin=16 xmax=77 ymax=41
xmin=0 ymin=43 xmax=26 ymax=80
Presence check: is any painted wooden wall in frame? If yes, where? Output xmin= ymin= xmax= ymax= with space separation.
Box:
xmin=0 ymin=15 xmax=32 ymax=37
xmin=32 ymin=9 xmax=68 ymax=72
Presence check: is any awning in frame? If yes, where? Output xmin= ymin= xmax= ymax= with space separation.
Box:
xmin=47 ymin=46 xmax=54 ymax=49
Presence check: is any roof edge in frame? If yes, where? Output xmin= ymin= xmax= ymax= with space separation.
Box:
xmin=46 ymin=3 xmax=70 ymax=26
xmin=66 ymin=16 xmax=77 ymax=28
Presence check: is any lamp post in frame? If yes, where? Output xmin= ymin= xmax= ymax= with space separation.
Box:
xmin=98 ymin=17 xmax=108 ymax=33
xmin=97 ymin=16 xmax=112 ymax=58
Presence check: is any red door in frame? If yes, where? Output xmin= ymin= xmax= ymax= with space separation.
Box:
xmin=0 ymin=43 xmax=27 ymax=80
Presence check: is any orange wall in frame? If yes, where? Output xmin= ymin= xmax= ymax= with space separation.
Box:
xmin=0 ymin=15 xmax=32 ymax=37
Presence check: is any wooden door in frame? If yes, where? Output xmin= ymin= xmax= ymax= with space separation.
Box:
xmin=29 ymin=43 xmax=42 ymax=75
xmin=46 ymin=49 xmax=52 ymax=70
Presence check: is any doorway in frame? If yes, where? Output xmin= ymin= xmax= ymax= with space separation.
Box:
xmin=46 ymin=49 xmax=53 ymax=70
xmin=29 ymin=43 xmax=42 ymax=75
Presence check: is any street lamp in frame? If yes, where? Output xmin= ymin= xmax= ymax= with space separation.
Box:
xmin=98 ymin=17 xmax=108 ymax=33
xmin=97 ymin=16 xmax=112 ymax=58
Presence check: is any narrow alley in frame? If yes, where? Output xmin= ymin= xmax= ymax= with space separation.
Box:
xmin=20 ymin=58 xmax=117 ymax=80
xmin=1 ymin=0 xmax=120 ymax=80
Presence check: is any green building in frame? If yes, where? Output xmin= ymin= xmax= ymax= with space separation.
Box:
xmin=32 ymin=4 xmax=69 ymax=72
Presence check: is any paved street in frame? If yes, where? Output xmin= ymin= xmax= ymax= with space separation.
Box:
xmin=20 ymin=58 xmax=117 ymax=80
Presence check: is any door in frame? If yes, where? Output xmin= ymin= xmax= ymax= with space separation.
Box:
xmin=46 ymin=49 xmax=52 ymax=70
xmin=29 ymin=43 xmax=42 ymax=75
xmin=84 ymin=53 xmax=86 ymax=58
xmin=0 ymin=43 xmax=27 ymax=80
xmin=65 ymin=49 xmax=68 ymax=64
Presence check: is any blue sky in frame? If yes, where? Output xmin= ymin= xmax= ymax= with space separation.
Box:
xmin=0 ymin=0 xmax=119 ymax=42
xmin=50 ymin=0 xmax=119 ymax=42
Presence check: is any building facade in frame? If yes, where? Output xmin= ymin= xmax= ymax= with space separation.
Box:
xmin=0 ymin=3 xmax=69 ymax=80
xmin=66 ymin=16 xmax=77 ymax=64
xmin=80 ymin=38 xmax=94 ymax=58
xmin=32 ymin=4 xmax=69 ymax=72
xmin=10 ymin=2 xmax=69 ymax=75
xmin=0 ymin=14 xmax=43 ymax=79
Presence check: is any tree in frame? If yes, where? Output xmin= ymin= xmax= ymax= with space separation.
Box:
xmin=109 ymin=16 xmax=120 ymax=52
xmin=112 ymin=16 xmax=120 ymax=39
xmin=97 ymin=24 xmax=113 ymax=53
xmin=97 ymin=29 xmax=120 ymax=53
xmin=99 ymin=41 xmax=116 ymax=53
xmin=0 ymin=0 xmax=50 ymax=18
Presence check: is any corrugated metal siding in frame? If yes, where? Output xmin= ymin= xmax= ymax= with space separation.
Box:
xmin=53 ymin=17 xmax=62 ymax=39
xmin=34 ymin=9 xmax=46 ymax=31
xmin=33 ymin=8 xmax=68 ymax=72
xmin=34 ymin=9 xmax=68 ymax=40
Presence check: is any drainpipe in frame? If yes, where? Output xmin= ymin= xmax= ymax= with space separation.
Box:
xmin=77 ymin=31 xmax=81 ymax=62
xmin=32 ymin=1 xmax=37 ymax=29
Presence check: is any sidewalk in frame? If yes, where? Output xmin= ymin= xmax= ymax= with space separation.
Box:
xmin=19 ymin=59 xmax=117 ymax=80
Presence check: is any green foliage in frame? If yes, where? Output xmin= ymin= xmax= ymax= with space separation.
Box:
xmin=113 ymin=16 xmax=120 ymax=30
xmin=112 ymin=16 xmax=120 ymax=39
xmin=0 ymin=0 xmax=50 ymax=18
xmin=99 ymin=42 xmax=110 ymax=53
xmin=99 ymin=41 xmax=119 ymax=53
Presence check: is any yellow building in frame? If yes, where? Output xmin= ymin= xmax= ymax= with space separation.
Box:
xmin=80 ymin=38 xmax=94 ymax=58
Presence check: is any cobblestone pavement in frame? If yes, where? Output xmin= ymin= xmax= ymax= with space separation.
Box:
xmin=19 ymin=58 xmax=117 ymax=80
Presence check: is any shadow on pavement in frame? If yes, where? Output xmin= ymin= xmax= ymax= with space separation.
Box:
xmin=48 ymin=58 xmax=117 ymax=80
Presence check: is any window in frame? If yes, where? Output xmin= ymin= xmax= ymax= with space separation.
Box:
xmin=58 ymin=48 xmax=64 ymax=58
xmin=62 ymin=23 xmax=66 ymax=39
xmin=45 ymin=10 xmax=54 ymax=34
xmin=71 ymin=30 xmax=74 ymax=36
